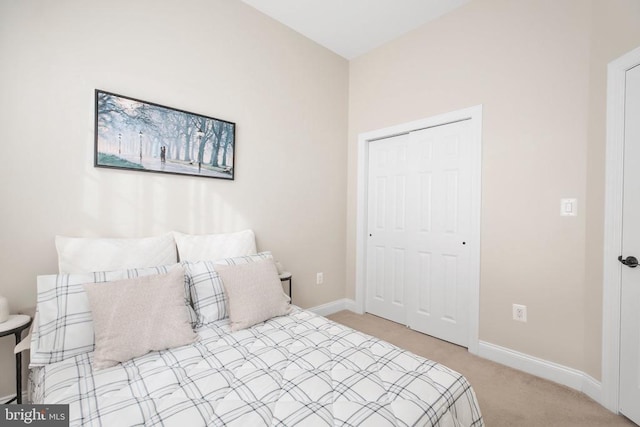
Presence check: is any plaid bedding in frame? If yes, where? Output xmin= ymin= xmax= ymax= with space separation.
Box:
xmin=30 ymin=308 xmax=483 ymax=426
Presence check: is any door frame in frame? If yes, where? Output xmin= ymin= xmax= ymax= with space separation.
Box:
xmin=354 ymin=105 xmax=483 ymax=355
xmin=602 ymin=45 xmax=640 ymax=413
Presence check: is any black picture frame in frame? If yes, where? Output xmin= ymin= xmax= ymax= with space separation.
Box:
xmin=95 ymin=90 xmax=235 ymax=180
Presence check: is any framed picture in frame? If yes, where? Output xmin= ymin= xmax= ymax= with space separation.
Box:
xmin=95 ymin=90 xmax=235 ymax=180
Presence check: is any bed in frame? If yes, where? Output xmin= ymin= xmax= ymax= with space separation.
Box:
xmin=27 ymin=231 xmax=484 ymax=426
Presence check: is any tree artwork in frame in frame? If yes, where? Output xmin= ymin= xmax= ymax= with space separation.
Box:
xmin=95 ymin=90 xmax=235 ymax=180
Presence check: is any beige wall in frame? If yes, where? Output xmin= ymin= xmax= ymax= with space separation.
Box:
xmin=0 ymin=0 xmax=348 ymax=397
xmin=347 ymin=0 xmax=640 ymax=379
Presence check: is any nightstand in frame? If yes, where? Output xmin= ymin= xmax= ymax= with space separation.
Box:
xmin=1 ymin=314 xmax=32 ymax=404
xmin=279 ymin=272 xmax=292 ymax=303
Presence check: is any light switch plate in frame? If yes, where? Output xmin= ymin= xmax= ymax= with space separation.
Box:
xmin=560 ymin=198 xmax=577 ymax=216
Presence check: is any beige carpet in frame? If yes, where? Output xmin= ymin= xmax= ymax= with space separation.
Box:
xmin=327 ymin=310 xmax=635 ymax=427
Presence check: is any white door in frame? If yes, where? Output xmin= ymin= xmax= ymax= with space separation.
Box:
xmin=405 ymin=121 xmax=472 ymax=347
xmin=366 ymin=133 xmax=410 ymax=324
xmin=619 ymin=63 xmax=640 ymax=425
xmin=366 ymin=120 xmax=473 ymax=347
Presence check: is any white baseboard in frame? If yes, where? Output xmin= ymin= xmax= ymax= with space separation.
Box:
xmin=0 ymin=391 xmax=28 ymax=404
xmin=582 ymin=373 xmax=603 ymax=404
xmin=308 ymin=298 xmax=358 ymax=317
xmin=478 ymin=341 xmax=602 ymax=404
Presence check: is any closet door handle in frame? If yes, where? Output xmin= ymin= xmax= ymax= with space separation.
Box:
xmin=618 ymin=255 xmax=639 ymax=268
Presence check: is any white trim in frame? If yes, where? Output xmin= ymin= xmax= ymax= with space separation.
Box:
xmin=479 ymin=341 xmax=602 ymax=402
xmin=583 ymin=374 xmax=604 ymax=405
xmin=0 ymin=393 xmax=15 ymax=403
xmin=602 ymin=45 xmax=640 ymax=413
xmin=0 ymin=391 xmax=29 ymax=404
xmin=308 ymin=298 xmax=358 ymax=317
xmin=355 ymin=105 xmax=483 ymax=355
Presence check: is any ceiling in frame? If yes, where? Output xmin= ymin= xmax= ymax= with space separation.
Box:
xmin=241 ymin=0 xmax=471 ymax=59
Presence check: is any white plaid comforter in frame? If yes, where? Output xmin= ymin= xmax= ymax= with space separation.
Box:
xmin=30 ymin=308 xmax=483 ymax=426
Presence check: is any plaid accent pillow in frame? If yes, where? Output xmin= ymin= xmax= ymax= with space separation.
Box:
xmin=184 ymin=252 xmax=273 ymax=325
xmin=31 ymin=264 xmax=197 ymax=366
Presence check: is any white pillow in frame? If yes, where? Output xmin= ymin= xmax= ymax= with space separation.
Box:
xmin=55 ymin=234 xmax=177 ymax=274
xmin=184 ymin=252 xmax=274 ymax=325
xmin=30 ymin=263 xmax=196 ymax=366
xmin=83 ymin=266 xmax=197 ymax=370
xmin=216 ymin=258 xmax=291 ymax=331
xmin=173 ymin=230 xmax=257 ymax=262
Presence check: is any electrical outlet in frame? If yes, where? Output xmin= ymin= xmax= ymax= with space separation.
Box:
xmin=316 ymin=272 xmax=324 ymax=285
xmin=513 ymin=304 xmax=527 ymax=322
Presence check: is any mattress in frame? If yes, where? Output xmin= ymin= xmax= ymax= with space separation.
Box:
xmin=30 ymin=308 xmax=483 ymax=426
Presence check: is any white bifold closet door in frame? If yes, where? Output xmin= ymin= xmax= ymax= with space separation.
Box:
xmin=366 ymin=120 xmax=472 ymax=347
